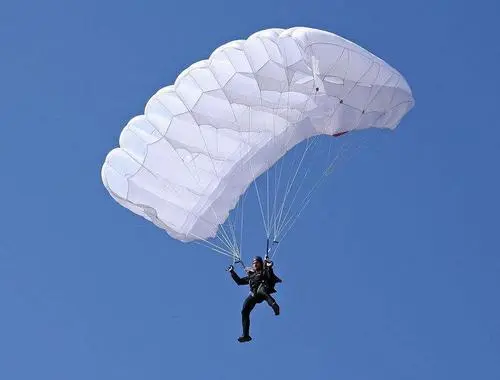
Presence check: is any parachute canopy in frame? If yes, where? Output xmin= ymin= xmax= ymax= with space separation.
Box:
xmin=101 ymin=27 xmax=414 ymax=244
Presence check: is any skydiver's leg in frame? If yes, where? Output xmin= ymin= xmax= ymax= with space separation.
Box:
xmin=257 ymin=286 xmax=280 ymax=315
xmin=240 ymin=295 xmax=257 ymax=341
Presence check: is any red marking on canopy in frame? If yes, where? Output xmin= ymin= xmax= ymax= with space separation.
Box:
xmin=332 ymin=131 xmax=348 ymax=137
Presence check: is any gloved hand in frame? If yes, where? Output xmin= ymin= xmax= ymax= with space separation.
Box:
xmin=226 ymin=265 xmax=234 ymax=272
xmin=265 ymin=256 xmax=273 ymax=267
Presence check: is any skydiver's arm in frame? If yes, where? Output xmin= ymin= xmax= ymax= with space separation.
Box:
xmin=264 ymin=258 xmax=275 ymax=279
xmin=264 ymin=260 xmax=282 ymax=284
xmin=230 ymin=269 xmax=249 ymax=285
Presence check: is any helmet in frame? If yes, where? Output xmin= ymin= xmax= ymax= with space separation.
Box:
xmin=252 ymin=256 xmax=263 ymax=264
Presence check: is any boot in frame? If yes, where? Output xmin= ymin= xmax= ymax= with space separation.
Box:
xmin=237 ymin=335 xmax=252 ymax=343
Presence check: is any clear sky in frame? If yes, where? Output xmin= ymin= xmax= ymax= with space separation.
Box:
xmin=1 ymin=0 xmax=499 ymax=379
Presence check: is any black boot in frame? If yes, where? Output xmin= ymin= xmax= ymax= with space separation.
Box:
xmin=238 ymin=335 xmax=252 ymax=343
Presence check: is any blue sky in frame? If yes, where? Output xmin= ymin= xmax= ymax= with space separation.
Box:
xmin=1 ymin=0 xmax=499 ymax=379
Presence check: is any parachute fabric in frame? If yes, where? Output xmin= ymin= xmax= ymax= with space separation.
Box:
xmin=101 ymin=27 xmax=414 ymax=256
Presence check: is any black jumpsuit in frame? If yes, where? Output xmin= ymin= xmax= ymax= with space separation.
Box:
xmin=230 ymin=266 xmax=280 ymax=337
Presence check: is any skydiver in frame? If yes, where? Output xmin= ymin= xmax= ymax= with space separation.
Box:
xmin=227 ymin=255 xmax=282 ymax=343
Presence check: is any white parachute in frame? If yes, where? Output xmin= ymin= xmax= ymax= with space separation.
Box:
xmin=101 ymin=27 xmax=414 ymax=261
